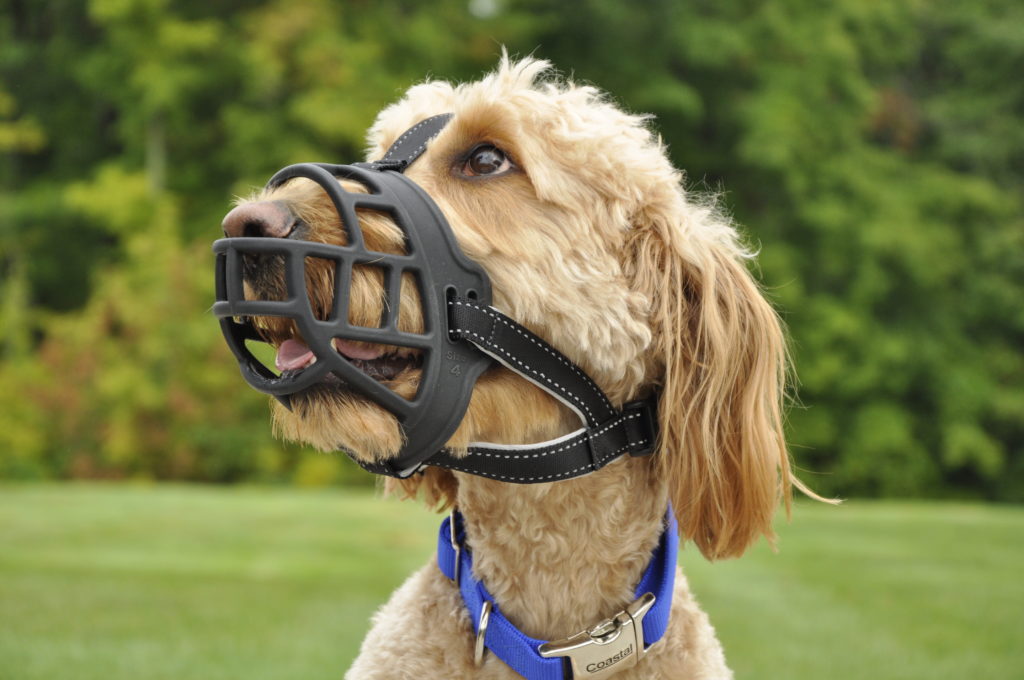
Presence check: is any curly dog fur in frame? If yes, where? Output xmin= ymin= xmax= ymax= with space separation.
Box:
xmin=231 ymin=56 xmax=804 ymax=679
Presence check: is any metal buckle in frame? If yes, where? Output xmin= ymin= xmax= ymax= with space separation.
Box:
xmin=538 ymin=593 xmax=656 ymax=680
xmin=448 ymin=509 xmax=461 ymax=585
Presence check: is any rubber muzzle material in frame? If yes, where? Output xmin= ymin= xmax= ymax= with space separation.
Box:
xmin=213 ymin=115 xmax=494 ymax=477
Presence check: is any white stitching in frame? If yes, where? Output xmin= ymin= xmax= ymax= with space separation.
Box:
xmin=452 ymin=300 xmax=614 ymax=416
xmin=477 ymin=304 xmax=614 ymax=413
xmin=434 ymin=441 xmax=639 ymax=483
xmin=457 ymin=327 xmax=597 ymax=423
xmin=472 ymin=437 xmax=584 ymax=459
xmin=382 ymin=116 xmax=444 ymax=162
xmin=400 ymin=141 xmax=429 ymax=163
xmin=597 ymin=441 xmax=643 ymax=466
xmin=432 ymin=462 xmax=591 ymax=483
xmin=450 ymin=301 xmax=609 ymax=421
xmin=594 ymin=412 xmax=636 ymax=437
xmin=463 ymin=413 xmax=641 ymax=460
xmin=382 ymin=120 xmax=428 ymax=161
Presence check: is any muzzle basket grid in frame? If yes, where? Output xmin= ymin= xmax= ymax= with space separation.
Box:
xmin=213 ymin=162 xmax=492 ymax=477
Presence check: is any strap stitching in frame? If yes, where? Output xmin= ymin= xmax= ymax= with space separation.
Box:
xmin=399 ymin=140 xmax=430 ymax=164
xmin=432 ymin=461 xmax=588 ymax=483
xmin=479 ymin=304 xmax=614 ymax=415
xmin=465 ymin=300 xmax=612 ymax=412
xmin=381 ymin=119 xmax=431 ymax=161
xmin=463 ymin=412 xmax=640 ymax=460
xmin=433 ymin=442 xmax=638 ymax=482
xmin=381 ymin=115 xmax=448 ymax=163
xmin=452 ymin=300 xmax=615 ymax=418
xmin=472 ymin=438 xmax=584 ymax=460
xmin=457 ymin=326 xmax=598 ymax=423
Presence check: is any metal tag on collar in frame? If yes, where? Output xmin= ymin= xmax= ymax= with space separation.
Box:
xmin=538 ymin=593 xmax=656 ymax=680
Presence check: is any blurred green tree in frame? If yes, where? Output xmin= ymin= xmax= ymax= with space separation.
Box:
xmin=522 ymin=0 xmax=1023 ymax=499
xmin=0 ymin=0 xmax=1020 ymax=498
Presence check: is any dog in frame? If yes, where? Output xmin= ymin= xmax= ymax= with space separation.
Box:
xmin=220 ymin=56 xmax=806 ymax=679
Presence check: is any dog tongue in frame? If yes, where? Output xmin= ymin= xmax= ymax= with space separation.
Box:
xmin=274 ymin=338 xmax=385 ymax=370
xmin=275 ymin=338 xmax=315 ymax=371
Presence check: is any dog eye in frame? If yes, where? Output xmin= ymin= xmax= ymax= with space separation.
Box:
xmin=462 ymin=145 xmax=513 ymax=177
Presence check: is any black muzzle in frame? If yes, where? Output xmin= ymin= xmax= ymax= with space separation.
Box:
xmin=214 ymin=115 xmax=492 ymax=477
xmin=214 ymin=113 xmax=657 ymax=481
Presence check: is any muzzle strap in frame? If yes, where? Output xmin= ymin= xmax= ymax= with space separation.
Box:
xmin=352 ymin=296 xmax=657 ymax=483
xmin=426 ymin=398 xmax=656 ymax=483
xmin=373 ymin=113 xmax=454 ymax=170
xmin=422 ymin=297 xmax=657 ymax=483
xmin=448 ymin=297 xmax=616 ymax=427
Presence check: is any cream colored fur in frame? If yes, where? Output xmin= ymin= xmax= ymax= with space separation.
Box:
xmin=239 ymin=56 xmax=810 ymax=679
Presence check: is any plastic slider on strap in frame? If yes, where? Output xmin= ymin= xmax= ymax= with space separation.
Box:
xmin=538 ymin=593 xmax=656 ymax=680
xmin=623 ymin=398 xmax=657 ymax=457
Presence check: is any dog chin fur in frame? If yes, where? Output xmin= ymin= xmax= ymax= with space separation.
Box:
xmin=238 ymin=54 xmax=817 ymax=679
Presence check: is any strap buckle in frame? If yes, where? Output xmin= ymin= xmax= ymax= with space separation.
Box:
xmin=538 ymin=593 xmax=656 ymax=680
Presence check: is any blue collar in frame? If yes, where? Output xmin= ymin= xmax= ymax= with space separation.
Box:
xmin=437 ymin=505 xmax=678 ymax=680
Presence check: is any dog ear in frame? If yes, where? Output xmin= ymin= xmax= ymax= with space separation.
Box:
xmin=625 ymin=188 xmax=793 ymax=561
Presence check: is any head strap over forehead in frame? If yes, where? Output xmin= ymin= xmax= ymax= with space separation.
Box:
xmin=371 ymin=113 xmax=454 ymax=170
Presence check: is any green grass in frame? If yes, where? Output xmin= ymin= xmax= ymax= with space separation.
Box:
xmin=0 ymin=485 xmax=1020 ymax=679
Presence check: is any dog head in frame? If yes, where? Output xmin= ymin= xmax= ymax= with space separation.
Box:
xmin=223 ymin=57 xmax=793 ymax=559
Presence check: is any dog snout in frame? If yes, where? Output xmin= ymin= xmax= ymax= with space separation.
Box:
xmin=222 ymin=201 xmax=297 ymax=239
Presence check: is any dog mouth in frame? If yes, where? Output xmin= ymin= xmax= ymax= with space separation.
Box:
xmin=274 ymin=336 xmax=423 ymax=384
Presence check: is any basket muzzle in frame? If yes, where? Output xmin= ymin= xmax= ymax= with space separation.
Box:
xmin=213 ymin=155 xmax=493 ymax=477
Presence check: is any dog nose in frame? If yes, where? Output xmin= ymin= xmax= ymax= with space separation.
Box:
xmin=222 ymin=201 xmax=296 ymax=238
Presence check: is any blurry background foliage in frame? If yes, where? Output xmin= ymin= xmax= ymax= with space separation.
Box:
xmin=0 ymin=0 xmax=1021 ymax=499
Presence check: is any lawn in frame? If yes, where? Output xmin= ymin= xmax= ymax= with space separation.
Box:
xmin=0 ymin=484 xmax=1020 ymax=679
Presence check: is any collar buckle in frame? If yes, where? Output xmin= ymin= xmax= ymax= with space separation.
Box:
xmin=538 ymin=592 xmax=656 ymax=680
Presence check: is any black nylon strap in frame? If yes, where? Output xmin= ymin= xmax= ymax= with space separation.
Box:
xmin=374 ymin=113 xmax=454 ymax=169
xmin=350 ymin=298 xmax=658 ymax=482
xmin=448 ymin=298 xmax=616 ymax=427
xmin=427 ymin=398 xmax=656 ymax=484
